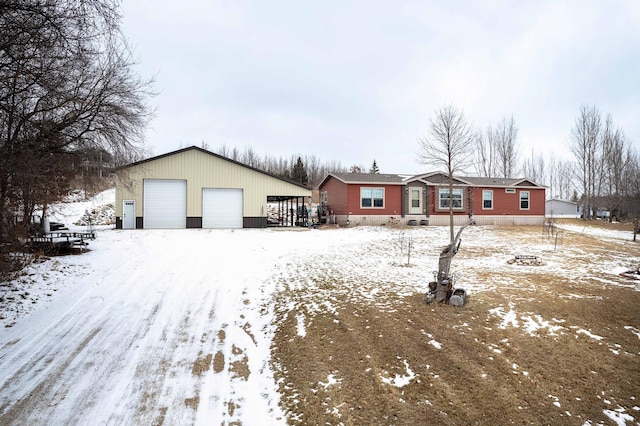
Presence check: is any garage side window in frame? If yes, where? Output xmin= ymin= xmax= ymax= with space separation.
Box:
xmin=361 ymin=187 xmax=384 ymax=208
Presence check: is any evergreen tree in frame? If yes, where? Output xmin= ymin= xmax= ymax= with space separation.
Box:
xmin=369 ymin=159 xmax=380 ymax=174
xmin=290 ymin=157 xmax=308 ymax=185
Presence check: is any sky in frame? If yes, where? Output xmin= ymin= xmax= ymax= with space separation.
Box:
xmin=120 ymin=0 xmax=640 ymax=175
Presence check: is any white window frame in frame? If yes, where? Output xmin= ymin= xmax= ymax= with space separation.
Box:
xmin=410 ymin=188 xmax=421 ymax=208
xmin=438 ymin=188 xmax=464 ymax=211
xmin=361 ymin=187 xmax=385 ymax=209
xmin=482 ymin=190 xmax=493 ymax=210
xmin=520 ymin=191 xmax=530 ymax=210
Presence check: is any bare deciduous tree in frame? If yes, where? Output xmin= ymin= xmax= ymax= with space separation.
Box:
xmin=418 ymin=105 xmax=475 ymax=242
xmin=0 ymin=0 xmax=154 ymax=252
xmin=599 ymin=115 xmax=629 ymax=220
xmin=570 ymin=105 xmax=601 ymax=220
xmin=495 ymin=116 xmax=519 ymax=178
xmin=521 ymin=149 xmax=545 ymax=186
xmin=474 ymin=127 xmax=497 ymax=178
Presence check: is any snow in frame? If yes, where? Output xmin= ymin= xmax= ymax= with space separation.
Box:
xmin=576 ymin=329 xmax=604 ymax=341
xmin=603 ymin=407 xmax=635 ymax=426
xmin=1 ymin=190 xmax=639 ymax=423
xmin=625 ymin=326 xmax=640 ymax=340
xmin=318 ymin=373 xmax=341 ymax=390
xmin=556 ymin=223 xmax=637 ymax=243
xmin=428 ymin=339 xmax=442 ymax=349
xmin=379 ymin=359 xmax=415 ymax=388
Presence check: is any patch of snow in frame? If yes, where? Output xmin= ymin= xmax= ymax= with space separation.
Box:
xmin=603 ymin=407 xmax=634 ymax=426
xmin=296 ymin=313 xmax=306 ymax=337
xmin=556 ymin=224 xmax=636 ymax=242
xmin=624 ymin=326 xmax=640 ymax=340
xmin=489 ymin=303 xmax=519 ymax=329
xmin=428 ymin=339 xmax=442 ymax=349
xmin=379 ymin=360 xmax=415 ymax=388
xmin=319 ymin=373 xmax=341 ymax=389
xmin=576 ymin=329 xmax=604 ymax=340
xmin=522 ymin=314 xmax=565 ymax=336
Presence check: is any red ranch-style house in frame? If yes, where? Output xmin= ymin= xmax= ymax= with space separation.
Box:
xmin=318 ymin=172 xmax=546 ymax=226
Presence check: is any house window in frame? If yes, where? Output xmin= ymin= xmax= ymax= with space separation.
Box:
xmin=439 ymin=188 xmax=463 ymax=210
xmin=361 ymin=187 xmax=384 ymax=208
xmin=411 ymin=189 xmax=420 ymax=208
xmin=482 ymin=190 xmax=493 ymax=210
xmin=520 ymin=191 xmax=530 ymax=210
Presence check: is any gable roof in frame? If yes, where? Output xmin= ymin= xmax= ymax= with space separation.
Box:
xmin=406 ymin=172 xmax=544 ymax=188
xmin=116 ymin=145 xmax=311 ymax=190
xmin=546 ymin=198 xmax=578 ymax=205
xmin=320 ymin=170 xmax=545 ymax=189
xmin=460 ymin=177 xmax=544 ymax=188
xmin=320 ymin=172 xmax=406 ymax=187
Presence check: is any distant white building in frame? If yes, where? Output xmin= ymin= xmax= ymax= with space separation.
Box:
xmin=546 ymin=199 xmax=581 ymax=218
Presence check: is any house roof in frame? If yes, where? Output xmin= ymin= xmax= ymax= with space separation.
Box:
xmin=320 ymin=171 xmax=545 ymax=189
xmin=321 ymin=172 xmax=407 ymax=186
xmin=406 ymin=172 xmax=544 ymax=188
xmin=459 ymin=176 xmax=543 ymax=188
xmin=116 ymin=145 xmax=311 ymax=190
xmin=546 ymin=199 xmax=578 ymax=205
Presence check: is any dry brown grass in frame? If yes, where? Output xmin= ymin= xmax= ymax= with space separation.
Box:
xmin=271 ymin=222 xmax=640 ymax=425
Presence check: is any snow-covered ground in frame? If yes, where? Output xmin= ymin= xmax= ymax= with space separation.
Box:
xmin=1 ymin=190 xmax=639 ymax=424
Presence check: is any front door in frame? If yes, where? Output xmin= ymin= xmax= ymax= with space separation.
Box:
xmin=409 ymin=188 xmax=422 ymax=214
xmin=123 ymin=200 xmax=135 ymax=229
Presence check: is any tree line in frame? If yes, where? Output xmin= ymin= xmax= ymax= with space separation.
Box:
xmin=418 ymin=105 xmax=640 ymax=225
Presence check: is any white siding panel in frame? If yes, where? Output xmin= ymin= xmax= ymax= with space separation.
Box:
xmin=203 ymin=188 xmax=243 ymax=229
xmin=144 ymin=179 xmax=187 ymax=228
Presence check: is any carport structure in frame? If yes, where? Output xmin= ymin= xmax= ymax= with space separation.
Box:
xmin=266 ymin=195 xmax=312 ymax=227
xmin=115 ymin=146 xmax=312 ymax=229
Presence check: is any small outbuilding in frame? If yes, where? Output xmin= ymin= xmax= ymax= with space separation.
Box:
xmin=115 ymin=146 xmax=312 ymax=229
xmin=545 ymin=199 xmax=581 ymax=218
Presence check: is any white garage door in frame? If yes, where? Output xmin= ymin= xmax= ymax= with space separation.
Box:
xmin=143 ymin=179 xmax=187 ymax=229
xmin=202 ymin=188 xmax=243 ymax=229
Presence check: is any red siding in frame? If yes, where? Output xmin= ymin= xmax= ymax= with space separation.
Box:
xmin=321 ymin=177 xmax=545 ymax=220
xmin=471 ymin=187 xmax=545 ymax=216
xmin=320 ymin=177 xmax=349 ymax=215
xmin=346 ymin=184 xmax=403 ymax=215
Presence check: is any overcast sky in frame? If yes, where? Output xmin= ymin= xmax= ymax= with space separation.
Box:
xmin=121 ymin=0 xmax=640 ymax=175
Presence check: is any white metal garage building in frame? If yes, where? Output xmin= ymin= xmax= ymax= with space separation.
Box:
xmin=115 ymin=146 xmax=312 ymax=229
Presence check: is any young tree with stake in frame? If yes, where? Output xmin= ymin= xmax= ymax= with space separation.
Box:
xmin=417 ymin=105 xmax=475 ymax=243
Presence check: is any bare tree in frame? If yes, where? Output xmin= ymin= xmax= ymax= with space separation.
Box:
xmin=598 ymin=115 xmax=629 ymax=220
xmin=570 ymin=105 xmax=601 ymax=220
xmin=0 ymin=0 xmax=153 ymax=248
xmin=418 ymin=105 xmax=475 ymax=242
xmin=521 ymin=149 xmax=545 ymax=186
xmin=474 ymin=127 xmax=497 ymax=178
xmin=624 ymin=149 xmax=640 ymax=237
xmin=556 ymin=160 xmax=576 ymax=200
xmin=495 ymin=116 xmax=519 ymax=178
